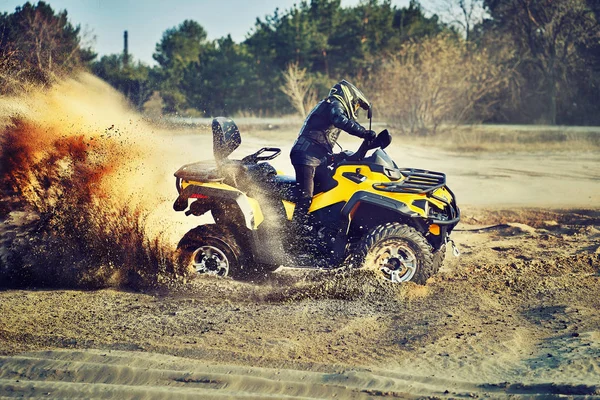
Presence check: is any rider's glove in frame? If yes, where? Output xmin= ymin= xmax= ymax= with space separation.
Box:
xmin=363 ymin=130 xmax=376 ymax=141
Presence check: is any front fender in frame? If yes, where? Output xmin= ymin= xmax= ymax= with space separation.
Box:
xmin=341 ymin=191 xmax=428 ymax=233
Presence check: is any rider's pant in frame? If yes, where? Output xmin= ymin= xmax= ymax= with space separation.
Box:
xmin=290 ymin=137 xmax=330 ymax=232
xmin=293 ymin=164 xmax=316 ymax=199
xmin=291 ymin=164 xmax=316 ymax=231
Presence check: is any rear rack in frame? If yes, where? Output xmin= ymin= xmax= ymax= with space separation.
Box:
xmin=372 ymin=168 xmax=446 ymax=194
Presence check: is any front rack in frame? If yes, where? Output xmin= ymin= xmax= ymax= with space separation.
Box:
xmin=373 ymin=168 xmax=446 ymax=194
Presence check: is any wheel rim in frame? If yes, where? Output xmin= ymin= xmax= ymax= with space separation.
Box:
xmin=371 ymin=239 xmax=418 ymax=283
xmin=191 ymin=245 xmax=230 ymax=276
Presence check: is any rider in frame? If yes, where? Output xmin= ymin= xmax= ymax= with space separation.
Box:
xmin=290 ymin=79 xmax=375 ymax=233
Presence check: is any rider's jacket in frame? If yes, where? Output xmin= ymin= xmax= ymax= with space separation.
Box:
xmin=290 ymin=98 xmax=367 ymax=166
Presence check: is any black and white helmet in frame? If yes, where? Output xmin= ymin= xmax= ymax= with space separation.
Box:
xmin=329 ymin=80 xmax=371 ymax=120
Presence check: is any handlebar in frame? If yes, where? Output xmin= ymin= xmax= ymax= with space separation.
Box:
xmin=346 ymin=129 xmax=391 ymax=162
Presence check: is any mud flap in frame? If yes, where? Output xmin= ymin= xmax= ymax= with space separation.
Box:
xmin=173 ymin=195 xmax=188 ymax=211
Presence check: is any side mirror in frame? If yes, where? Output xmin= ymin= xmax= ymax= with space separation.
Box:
xmin=367 ymin=107 xmax=373 ymax=120
xmin=348 ymin=128 xmax=392 ymax=162
xmin=375 ymin=129 xmax=391 ymax=150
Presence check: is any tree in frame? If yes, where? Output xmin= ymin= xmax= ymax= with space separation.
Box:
xmin=153 ymin=20 xmax=208 ymax=112
xmin=243 ymin=0 xmax=447 ymax=113
xmin=280 ymin=62 xmax=318 ymax=117
xmin=245 ymin=4 xmax=328 ymax=112
xmin=92 ymin=54 xmax=153 ymax=110
xmin=95 ymin=0 xmax=449 ymax=117
xmin=0 ymin=1 xmax=95 ymax=91
xmin=484 ymin=0 xmax=600 ymax=124
xmin=183 ymin=35 xmax=259 ymax=115
xmin=328 ymin=0 xmax=445 ymax=78
xmin=432 ymin=0 xmax=486 ymax=46
xmin=153 ymin=20 xmax=207 ymax=69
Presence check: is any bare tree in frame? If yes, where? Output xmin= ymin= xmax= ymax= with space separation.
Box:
xmin=280 ymin=62 xmax=318 ymax=117
xmin=0 ymin=2 xmax=87 ymax=91
xmin=18 ymin=5 xmax=81 ymax=76
xmin=430 ymin=0 xmax=487 ymax=46
xmin=369 ymin=34 xmax=512 ymax=135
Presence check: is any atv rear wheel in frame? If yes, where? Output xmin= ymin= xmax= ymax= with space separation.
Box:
xmin=177 ymin=224 xmax=249 ymax=279
xmin=356 ymin=223 xmax=434 ymax=284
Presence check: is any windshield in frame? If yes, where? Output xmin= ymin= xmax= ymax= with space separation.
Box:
xmin=363 ymin=148 xmax=397 ymax=170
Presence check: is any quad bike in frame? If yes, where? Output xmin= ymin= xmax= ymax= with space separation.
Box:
xmin=173 ymin=116 xmax=460 ymax=284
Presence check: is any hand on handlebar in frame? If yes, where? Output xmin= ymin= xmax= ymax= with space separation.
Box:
xmin=363 ymin=130 xmax=377 ymax=142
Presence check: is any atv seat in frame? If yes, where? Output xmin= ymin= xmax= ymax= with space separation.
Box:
xmin=174 ymin=160 xmax=223 ymax=182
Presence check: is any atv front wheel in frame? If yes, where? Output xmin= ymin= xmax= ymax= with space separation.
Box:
xmin=432 ymin=244 xmax=446 ymax=274
xmin=177 ymin=225 xmax=248 ymax=279
xmin=356 ymin=223 xmax=434 ymax=284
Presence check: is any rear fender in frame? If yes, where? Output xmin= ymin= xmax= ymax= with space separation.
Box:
xmin=173 ymin=183 xmax=264 ymax=230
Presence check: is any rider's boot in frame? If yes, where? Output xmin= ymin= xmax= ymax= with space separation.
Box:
xmin=291 ymin=198 xmax=315 ymax=254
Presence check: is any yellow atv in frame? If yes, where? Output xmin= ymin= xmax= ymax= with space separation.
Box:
xmin=173 ymin=117 xmax=460 ymax=283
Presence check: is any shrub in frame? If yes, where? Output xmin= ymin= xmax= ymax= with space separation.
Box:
xmin=369 ymin=34 xmax=511 ymax=135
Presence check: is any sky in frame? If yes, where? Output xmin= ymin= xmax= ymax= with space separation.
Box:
xmin=0 ymin=0 xmax=413 ymax=65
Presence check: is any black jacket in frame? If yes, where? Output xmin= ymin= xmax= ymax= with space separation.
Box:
xmin=290 ymin=98 xmax=368 ymax=166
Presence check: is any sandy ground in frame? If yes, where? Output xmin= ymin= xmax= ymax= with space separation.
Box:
xmin=1 ymin=124 xmax=600 ymax=398
xmin=1 ymin=207 xmax=599 ymax=398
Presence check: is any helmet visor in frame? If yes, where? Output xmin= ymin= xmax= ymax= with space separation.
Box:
xmin=343 ymin=80 xmax=370 ymax=110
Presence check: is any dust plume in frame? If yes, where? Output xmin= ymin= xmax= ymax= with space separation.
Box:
xmin=0 ymin=72 xmax=184 ymax=289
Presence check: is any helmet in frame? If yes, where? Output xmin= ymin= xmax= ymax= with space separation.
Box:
xmin=328 ymin=80 xmax=371 ymax=120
